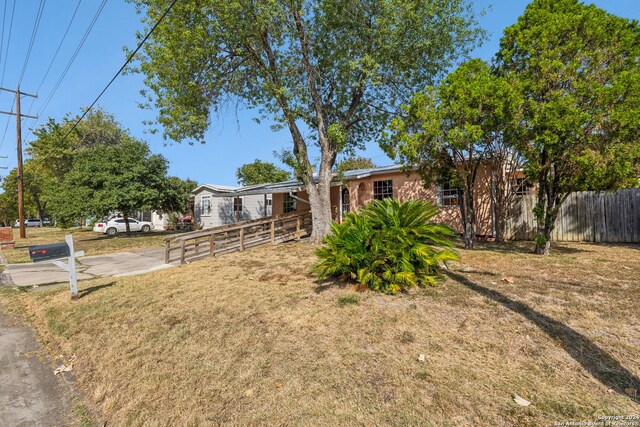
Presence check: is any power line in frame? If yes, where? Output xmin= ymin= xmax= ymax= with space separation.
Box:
xmin=62 ymin=0 xmax=180 ymax=140
xmin=22 ymin=0 xmax=105 ymax=144
xmin=35 ymin=0 xmax=107 ymax=119
xmin=33 ymin=0 xmax=83 ymax=96
xmin=0 ymin=0 xmax=7 ymax=65
xmin=0 ymin=0 xmax=16 ymax=94
xmin=18 ymin=0 xmax=47 ymax=86
xmin=22 ymin=0 xmax=83 ymax=133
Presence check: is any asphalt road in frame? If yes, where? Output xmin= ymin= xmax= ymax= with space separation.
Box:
xmin=0 ymin=312 xmax=74 ymax=426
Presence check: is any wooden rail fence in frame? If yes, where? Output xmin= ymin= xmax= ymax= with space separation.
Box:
xmin=506 ymin=188 xmax=640 ymax=243
xmin=164 ymin=211 xmax=312 ymax=264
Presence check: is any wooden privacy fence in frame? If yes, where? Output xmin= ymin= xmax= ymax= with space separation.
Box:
xmin=164 ymin=211 xmax=313 ymax=264
xmin=506 ymin=188 xmax=640 ymax=243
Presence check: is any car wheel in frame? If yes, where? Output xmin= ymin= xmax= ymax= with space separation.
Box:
xmin=106 ymin=227 xmax=117 ymax=236
xmin=141 ymin=225 xmax=151 ymax=232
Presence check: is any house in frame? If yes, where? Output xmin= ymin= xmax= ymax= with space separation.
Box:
xmin=192 ymin=184 xmax=272 ymax=228
xmin=195 ymin=165 xmax=533 ymax=236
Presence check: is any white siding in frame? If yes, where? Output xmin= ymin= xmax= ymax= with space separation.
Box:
xmin=194 ymin=189 xmax=271 ymax=228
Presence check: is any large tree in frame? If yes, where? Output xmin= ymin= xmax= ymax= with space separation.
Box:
xmin=386 ymin=59 xmax=521 ymax=249
xmin=129 ymin=0 xmax=484 ymax=241
xmin=236 ymin=159 xmax=291 ymax=186
xmin=496 ymin=0 xmax=640 ymax=255
xmin=50 ymin=139 xmax=169 ymax=235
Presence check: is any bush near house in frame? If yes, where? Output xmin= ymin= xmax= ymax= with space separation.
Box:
xmin=314 ymin=199 xmax=459 ymax=294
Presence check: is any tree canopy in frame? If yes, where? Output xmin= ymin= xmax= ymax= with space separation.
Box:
xmin=16 ymin=108 xmax=194 ymax=230
xmin=496 ymin=0 xmax=640 ymax=254
xmin=236 ymin=159 xmax=291 ymax=186
xmin=129 ymin=0 xmax=484 ymax=240
xmin=334 ymin=156 xmax=376 ymax=174
xmin=386 ymin=59 xmax=521 ymax=248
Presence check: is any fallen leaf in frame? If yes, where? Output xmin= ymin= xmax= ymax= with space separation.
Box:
xmin=625 ymin=387 xmax=637 ymax=397
xmin=418 ymin=354 xmax=426 ymax=362
xmin=54 ymin=364 xmax=73 ymax=375
xmin=275 ymin=383 xmax=283 ymax=389
xmin=244 ymin=389 xmax=254 ymax=397
xmin=513 ymin=394 xmax=530 ymax=407
xmin=502 ymin=277 xmax=515 ymax=284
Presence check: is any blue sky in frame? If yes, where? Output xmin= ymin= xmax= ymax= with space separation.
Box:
xmin=0 ymin=0 xmax=638 ymax=186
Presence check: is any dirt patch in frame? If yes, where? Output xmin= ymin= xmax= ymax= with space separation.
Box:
xmin=1 ymin=240 xmax=638 ymax=426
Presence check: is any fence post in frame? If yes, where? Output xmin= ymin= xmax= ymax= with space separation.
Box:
xmin=209 ymin=233 xmax=215 ymax=257
xmin=296 ymin=216 xmax=301 ymax=240
xmin=270 ymin=220 xmax=275 ymax=243
xmin=165 ymin=240 xmax=170 ymax=264
xmin=239 ymin=227 xmax=245 ymax=251
xmin=180 ymin=240 xmax=186 ymax=265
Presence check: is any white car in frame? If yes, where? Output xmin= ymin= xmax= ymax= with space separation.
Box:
xmin=93 ymin=218 xmax=154 ymax=235
xmin=14 ymin=218 xmax=42 ymax=227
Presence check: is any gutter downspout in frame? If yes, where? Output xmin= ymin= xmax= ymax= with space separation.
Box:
xmin=288 ymin=192 xmax=310 ymax=205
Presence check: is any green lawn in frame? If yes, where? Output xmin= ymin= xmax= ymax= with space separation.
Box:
xmin=1 ymin=227 xmax=174 ymax=264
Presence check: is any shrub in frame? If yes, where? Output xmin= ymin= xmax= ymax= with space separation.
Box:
xmin=314 ymin=199 xmax=459 ymax=294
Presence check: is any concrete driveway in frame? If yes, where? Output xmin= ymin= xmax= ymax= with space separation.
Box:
xmin=2 ymin=247 xmax=173 ymax=287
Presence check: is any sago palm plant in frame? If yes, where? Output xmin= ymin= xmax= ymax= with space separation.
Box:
xmin=314 ymin=198 xmax=460 ymax=294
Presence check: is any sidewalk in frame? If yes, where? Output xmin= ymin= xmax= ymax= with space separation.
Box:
xmin=0 ymin=311 xmax=74 ymax=426
xmin=2 ymin=247 xmax=174 ymax=287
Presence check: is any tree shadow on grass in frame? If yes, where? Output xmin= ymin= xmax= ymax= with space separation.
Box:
xmin=470 ymin=240 xmax=590 ymax=255
xmin=77 ymin=282 xmax=116 ymax=299
xmin=446 ymin=271 xmax=640 ymax=403
xmin=314 ymin=276 xmax=358 ymax=294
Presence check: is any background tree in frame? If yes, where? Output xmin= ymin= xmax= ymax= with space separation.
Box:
xmin=386 ymin=59 xmax=520 ymax=249
xmin=50 ymin=139 xmax=169 ymax=235
xmin=26 ymin=109 xmax=133 ymax=225
xmin=334 ymin=156 xmax=376 ymax=174
xmin=129 ymin=0 xmax=484 ymax=241
xmin=0 ymin=190 xmax=17 ymax=226
xmin=1 ymin=166 xmax=41 ymax=221
xmin=236 ymin=159 xmax=291 ymax=186
xmin=496 ymin=0 xmax=640 ymax=255
xmin=161 ymin=176 xmax=198 ymax=213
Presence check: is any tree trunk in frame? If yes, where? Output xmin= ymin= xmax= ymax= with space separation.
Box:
xmin=494 ymin=207 xmax=505 ymax=243
xmin=307 ymin=153 xmax=335 ymax=243
xmin=123 ymin=213 xmax=132 ymax=237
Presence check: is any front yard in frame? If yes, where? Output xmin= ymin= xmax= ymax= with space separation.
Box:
xmin=0 ymin=227 xmax=172 ymax=264
xmin=0 ymin=240 xmax=638 ymax=425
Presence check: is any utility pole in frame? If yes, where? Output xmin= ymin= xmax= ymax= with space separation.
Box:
xmin=0 ymin=86 xmax=38 ymax=239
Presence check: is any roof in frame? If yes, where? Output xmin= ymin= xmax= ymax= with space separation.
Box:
xmin=194 ymin=164 xmax=405 ymax=197
xmin=192 ymin=184 xmax=238 ymax=195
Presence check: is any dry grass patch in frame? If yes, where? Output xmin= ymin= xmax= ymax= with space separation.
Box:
xmin=1 ymin=240 xmax=638 ymax=426
xmin=1 ymin=227 xmax=171 ymax=263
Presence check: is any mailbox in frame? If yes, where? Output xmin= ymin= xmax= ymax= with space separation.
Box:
xmin=28 ymin=242 xmax=71 ymax=262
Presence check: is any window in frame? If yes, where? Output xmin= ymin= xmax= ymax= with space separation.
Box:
xmin=510 ymin=178 xmax=531 ymax=196
xmin=341 ymin=188 xmax=350 ymax=217
xmin=114 ymin=219 xmax=125 ymax=224
xmin=201 ymin=196 xmax=211 ymax=215
xmin=373 ymin=180 xmax=393 ymax=200
xmin=233 ymin=197 xmax=243 ymax=213
xmin=266 ymin=196 xmax=272 ymax=207
xmin=284 ymin=193 xmax=297 ymax=213
xmin=127 ymin=219 xmax=138 ymax=224
xmin=436 ymin=182 xmax=462 ymax=206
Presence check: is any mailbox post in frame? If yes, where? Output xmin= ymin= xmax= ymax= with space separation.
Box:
xmin=29 ymin=235 xmax=84 ymax=299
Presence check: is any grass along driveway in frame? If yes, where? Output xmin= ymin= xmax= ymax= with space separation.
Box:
xmin=1 ymin=227 xmax=172 ymax=264
xmin=0 ymin=240 xmax=638 ymax=426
